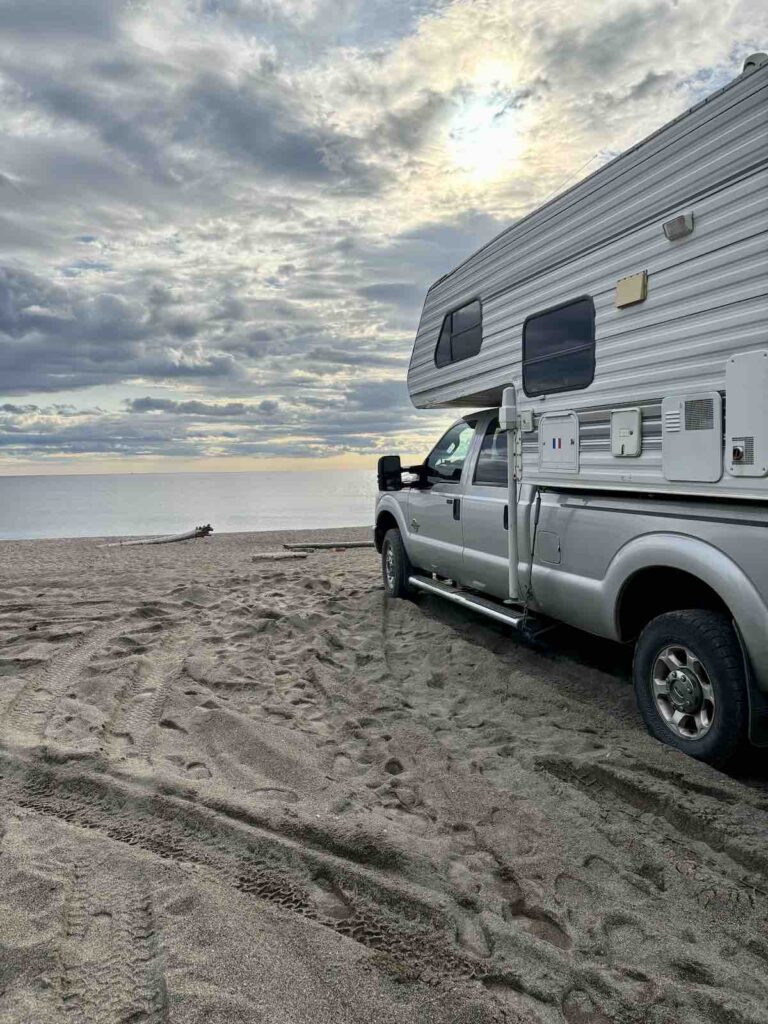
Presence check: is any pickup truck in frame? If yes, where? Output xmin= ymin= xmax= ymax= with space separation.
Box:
xmin=374 ymin=410 xmax=768 ymax=767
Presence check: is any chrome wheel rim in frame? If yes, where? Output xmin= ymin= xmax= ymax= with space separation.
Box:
xmin=384 ymin=544 xmax=396 ymax=591
xmin=651 ymin=644 xmax=715 ymax=740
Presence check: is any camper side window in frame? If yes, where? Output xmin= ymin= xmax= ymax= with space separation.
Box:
xmin=434 ymin=300 xmax=482 ymax=368
xmin=522 ymin=297 xmax=595 ymax=396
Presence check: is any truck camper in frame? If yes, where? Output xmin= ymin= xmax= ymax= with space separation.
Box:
xmin=375 ymin=53 xmax=768 ymax=766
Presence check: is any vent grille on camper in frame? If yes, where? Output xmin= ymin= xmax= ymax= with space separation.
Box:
xmin=661 ymin=392 xmax=723 ymax=483
xmin=732 ymin=436 xmax=755 ymax=466
xmin=664 ymin=409 xmax=681 ymax=433
xmin=684 ymin=398 xmax=714 ymax=431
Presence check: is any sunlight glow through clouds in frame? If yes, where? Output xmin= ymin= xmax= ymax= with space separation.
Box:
xmin=448 ymin=90 xmax=526 ymax=181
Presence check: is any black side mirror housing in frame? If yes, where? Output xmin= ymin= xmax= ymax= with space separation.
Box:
xmin=378 ymin=455 xmax=403 ymax=491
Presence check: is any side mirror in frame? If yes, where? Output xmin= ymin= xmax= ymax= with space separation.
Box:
xmin=378 ymin=455 xmax=403 ymax=491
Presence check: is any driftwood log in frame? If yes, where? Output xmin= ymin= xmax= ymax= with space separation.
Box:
xmin=252 ymin=551 xmax=308 ymax=562
xmin=103 ymin=524 xmax=213 ymax=548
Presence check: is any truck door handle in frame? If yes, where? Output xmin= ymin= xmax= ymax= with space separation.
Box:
xmin=443 ymin=497 xmax=460 ymax=519
xmin=503 ymin=505 xmax=508 ymax=530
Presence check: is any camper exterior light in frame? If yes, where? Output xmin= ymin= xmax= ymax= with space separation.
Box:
xmin=663 ymin=213 xmax=695 ymax=240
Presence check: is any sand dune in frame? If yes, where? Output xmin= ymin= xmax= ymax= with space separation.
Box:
xmin=2 ymin=527 xmax=768 ymax=1023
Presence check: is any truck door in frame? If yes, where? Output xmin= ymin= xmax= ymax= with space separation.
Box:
xmin=407 ymin=418 xmax=476 ymax=579
xmin=460 ymin=416 xmax=512 ymax=599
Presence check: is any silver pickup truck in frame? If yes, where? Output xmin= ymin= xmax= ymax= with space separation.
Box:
xmin=375 ymin=409 xmax=768 ymax=767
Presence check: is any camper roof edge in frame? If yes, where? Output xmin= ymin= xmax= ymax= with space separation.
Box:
xmin=427 ymin=54 xmax=768 ymax=296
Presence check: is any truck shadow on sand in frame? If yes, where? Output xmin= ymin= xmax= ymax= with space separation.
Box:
xmin=409 ymin=590 xmax=768 ymax=788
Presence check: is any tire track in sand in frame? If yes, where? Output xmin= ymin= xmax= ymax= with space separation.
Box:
xmin=537 ymin=755 xmax=768 ymax=913
xmin=105 ymin=650 xmax=185 ymax=762
xmin=0 ymin=748 xmax=571 ymax=1011
xmin=61 ymin=856 xmax=167 ymax=1023
xmin=1 ymin=622 xmax=125 ymax=747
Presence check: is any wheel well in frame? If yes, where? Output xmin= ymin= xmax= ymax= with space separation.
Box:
xmin=374 ymin=511 xmax=399 ymax=552
xmin=618 ymin=567 xmax=731 ymax=641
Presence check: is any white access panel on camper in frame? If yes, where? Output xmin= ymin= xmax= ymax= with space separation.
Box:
xmin=538 ymin=413 xmax=579 ymax=474
xmin=662 ymin=392 xmax=723 ymax=483
xmin=611 ymin=408 xmax=642 ymax=457
xmin=726 ymin=350 xmax=768 ymax=477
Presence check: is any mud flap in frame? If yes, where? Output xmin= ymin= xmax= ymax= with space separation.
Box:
xmin=736 ymin=623 xmax=768 ymax=747
xmin=747 ymin=676 xmax=768 ymax=747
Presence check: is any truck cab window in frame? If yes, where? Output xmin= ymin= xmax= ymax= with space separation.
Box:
xmin=522 ymin=296 xmax=595 ymax=396
xmin=473 ymin=418 xmax=507 ymax=486
xmin=434 ymin=300 xmax=482 ymax=368
xmin=426 ymin=420 xmax=476 ymax=481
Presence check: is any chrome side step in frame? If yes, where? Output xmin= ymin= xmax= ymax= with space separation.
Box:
xmin=409 ymin=577 xmax=548 ymax=630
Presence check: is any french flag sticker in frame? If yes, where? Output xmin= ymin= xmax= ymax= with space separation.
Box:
xmin=552 ymin=437 xmax=562 ymax=450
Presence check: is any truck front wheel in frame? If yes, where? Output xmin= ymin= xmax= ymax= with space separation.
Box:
xmin=382 ymin=528 xmax=413 ymax=599
xmin=632 ymin=609 xmax=748 ymax=767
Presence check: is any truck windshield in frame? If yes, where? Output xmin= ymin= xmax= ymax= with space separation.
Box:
xmin=426 ymin=420 xmax=476 ymax=481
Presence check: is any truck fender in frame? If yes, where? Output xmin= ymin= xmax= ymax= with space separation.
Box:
xmin=604 ymin=533 xmax=768 ymax=699
xmin=374 ymin=497 xmax=411 ymax=554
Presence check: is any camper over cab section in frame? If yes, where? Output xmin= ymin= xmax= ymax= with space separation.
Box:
xmin=406 ymin=53 xmax=768 ymax=502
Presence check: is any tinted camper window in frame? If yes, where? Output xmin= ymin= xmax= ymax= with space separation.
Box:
xmin=522 ymin=297 xmax=595 ymax=396
xmin=434 ymin=300 xmax=482 ymax=368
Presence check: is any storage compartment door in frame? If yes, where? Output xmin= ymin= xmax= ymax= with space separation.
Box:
xmin=726 ymin=351 xmax=768 ymax=478
xmin=538 ymin=412 xmax=579 ymax=474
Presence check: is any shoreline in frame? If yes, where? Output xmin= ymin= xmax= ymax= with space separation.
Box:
xmin=0 ymin=523 xmax=374 ymax=547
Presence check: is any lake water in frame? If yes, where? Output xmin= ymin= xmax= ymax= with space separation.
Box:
xmin=0 ymin=469 xmax=379 ymax=541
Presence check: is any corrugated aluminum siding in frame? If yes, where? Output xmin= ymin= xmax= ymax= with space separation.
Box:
xmin=407 ymin=64 xmax=768 ymax=499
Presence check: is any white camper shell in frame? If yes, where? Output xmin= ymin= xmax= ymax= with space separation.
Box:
xmin=407 ymin=59 xmax=768 ymax=501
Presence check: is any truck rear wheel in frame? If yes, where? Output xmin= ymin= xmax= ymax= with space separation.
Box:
xmin=632 ymin=609 xmax=748 ymax=767
xmin=382 ymin=528 xmax=413 ymax=599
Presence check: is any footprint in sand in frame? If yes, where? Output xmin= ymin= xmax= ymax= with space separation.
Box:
xmin=455 ymin=914 xmax=492 ymax=957
xmin=496 ymin=871 xmax=572 ymax=950
xmin=562 ymin=989 xmax=611 ymax=1024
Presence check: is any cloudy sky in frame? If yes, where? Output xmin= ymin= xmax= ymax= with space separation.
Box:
xmin=1 ymin=0 xmax=765 ymax=474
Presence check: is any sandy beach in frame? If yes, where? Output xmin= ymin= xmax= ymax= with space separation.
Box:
xmin=2 ymin=527 xmax=768 ymax=1024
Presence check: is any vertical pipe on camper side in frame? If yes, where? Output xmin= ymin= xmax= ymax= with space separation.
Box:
xmin=500 ymin=386 xmax=520 ymax=602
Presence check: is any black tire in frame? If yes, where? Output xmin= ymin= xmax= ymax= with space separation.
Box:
xmin=632 ymin=609 xmax=748 ymax=767
xmin=381 ymin=528 xmax=413 ymax=599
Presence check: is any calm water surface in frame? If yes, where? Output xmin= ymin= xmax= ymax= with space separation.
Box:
xmin=0 ymin=469 xmax=379 ymax=540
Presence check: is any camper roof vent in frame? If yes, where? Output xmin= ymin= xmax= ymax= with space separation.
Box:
xmin=742 ymin=52 xmax=768 ymax=74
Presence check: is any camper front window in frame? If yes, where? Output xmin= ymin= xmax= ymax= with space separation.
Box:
xmin=522 ymin=296 xmax=595 ymax=396
xmin=434 ymin=300 xmax=482 ymax=368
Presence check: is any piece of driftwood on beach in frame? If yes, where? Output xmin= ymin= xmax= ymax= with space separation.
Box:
xmin=251 ymin=551 xmax=308 ymax=562
xmin=283 ymin=540 xmax=374 ymax=551
xmin=102 ymin=524 xmax=213 ymax=548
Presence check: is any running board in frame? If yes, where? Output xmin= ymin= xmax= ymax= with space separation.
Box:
xmin=408 ymin=575 xmax=553 ymax=638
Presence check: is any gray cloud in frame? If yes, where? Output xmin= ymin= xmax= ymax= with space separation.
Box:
xmin=176 ymin=71 xmax=382 ymax=190
xmin=0 ymin=0 xmax=120 ymax=39
xmin=0 ymin=378 xmax=437 ymax=461
xmin=126 ymin=397 xmax=279 ymax=417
